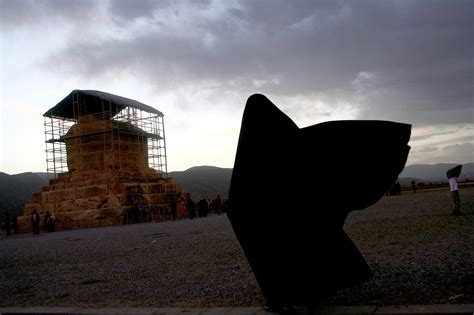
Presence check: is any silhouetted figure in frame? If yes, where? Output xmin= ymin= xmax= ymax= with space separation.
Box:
xmin=131 ymin=206 xmax=140 ymax=224
xmin=227 ymin=94 xmax=411 ymax=312
xmin=411 ymin=180 xmax=417 ymax=193
xmin=188 ymin=198 xmax=197 ymax=219
xmin=12 ymin=216 xmax=19 ymax=234
xmin=178 ymin=199 xmax=186 ymax=219
xmin=395 ymin=181 xmax=402 ymax=195
xmin=31 ymin=210 xmax=40 ymax=235
xmin=170 ymin=199 xmax=177 ymax=221
xmin=198 ymin=198 xmax=209 ymax=218
xmin=50 ymin=213 xmax=56 ymax=232
xmin=447 ymin=165 xmax=462 ymax=215
xmin=44 ymin=211 xmax=54 ymax=232
xmin=213 ymin=195 xmax=222 ymax=215
xmin=4 ymin=212 xmax=11 ymax=237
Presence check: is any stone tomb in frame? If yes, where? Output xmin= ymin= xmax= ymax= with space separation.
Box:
xmin=17 ymin=108 xmax=181 ymax=232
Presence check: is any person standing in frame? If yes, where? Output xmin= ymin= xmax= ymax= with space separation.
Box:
xmin=12 ymin=216 xmax=19 ymax=234
xmin=411 ymin=180 xmax=417 ymax=193
xmin=187 ymin=198 xmax=197 ymax=219
xmin=178 ymin=198 xmax=187 ymax=219
xmin=4 ymin=212 xmax=11 ymax=237
xmin=449 ymin=176 xmax=462 ymax=215
xmin=214 ymin=195 xmax=222 ymax=215
xmin=170 ymin=199 xmax=177 ymax=221
xmin=31 ymin=209 xmax=40 ymax=234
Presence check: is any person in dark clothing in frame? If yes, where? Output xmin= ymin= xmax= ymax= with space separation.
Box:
xmin=411 ymin=180 xmax=417 ymax=193
xmin=4 ymin=212 xmax=11 ymax=237
xmin=198 ymin=198 xmax=209 ymax=218
xmin=170 ymin=199 xmax=177 ymax=221
xmin=31 ymin=210 xmax=40 ymax=235
xmin=12 ymin=216 xmax=19 ymax=234
xmin=187 ymin=198 xmax=197 ymax=219
xmin=213 ymin=195 xmax=223 ymax=215
xmin=44 ymin=211 xmax=52 ymax=232
xmin=131 ymin=206 xmax=140 ymax=224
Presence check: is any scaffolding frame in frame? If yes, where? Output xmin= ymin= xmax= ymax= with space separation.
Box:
xmin=44 ymin=91 xmax=168 ymax=178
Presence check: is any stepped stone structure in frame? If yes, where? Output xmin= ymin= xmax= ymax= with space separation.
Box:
xmin=17 ymin=90 xmax=181 ymax=232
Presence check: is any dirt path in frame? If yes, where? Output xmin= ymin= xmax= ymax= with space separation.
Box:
xmin=1 ymin=188 xmax=472 ymax=307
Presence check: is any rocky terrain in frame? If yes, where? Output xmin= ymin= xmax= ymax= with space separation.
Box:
xmin=0 ymin=187 xmax=472 ymax=308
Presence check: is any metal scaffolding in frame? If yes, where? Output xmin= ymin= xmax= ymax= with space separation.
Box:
xmin=44 ymin=90 xmax=168 ymax=178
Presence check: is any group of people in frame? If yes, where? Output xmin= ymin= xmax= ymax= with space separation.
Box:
xmin=383 ymin=175 xmax=463 ymax=216
xmin=122 ymin=194 xmax=227 ymax=224
xmin=2 ymin=212 xmax=18 ymax=237
xmin=31 ymin=210 xmax=55 ymax=234
xmin=170 ymin=194 xmax=226 ymax=221
xmin=386 ymin=181 xmax=402 ymax=196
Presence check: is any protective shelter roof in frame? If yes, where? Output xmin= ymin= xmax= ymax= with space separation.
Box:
xmin=44 ymin=90 xmax=163 ymax=119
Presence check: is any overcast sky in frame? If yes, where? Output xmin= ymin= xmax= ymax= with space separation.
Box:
xmin=1 ymin=0 xmax=473 ymax=174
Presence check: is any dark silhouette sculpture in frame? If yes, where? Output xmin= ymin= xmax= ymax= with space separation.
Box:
xmin=447 ymin=164 xmax=462 ymax=179
xmin=227 ymin=94 xmax=411 ymax=311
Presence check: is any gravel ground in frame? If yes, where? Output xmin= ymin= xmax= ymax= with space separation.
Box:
xmin=0 ymin=187 xmax=473 ymax=308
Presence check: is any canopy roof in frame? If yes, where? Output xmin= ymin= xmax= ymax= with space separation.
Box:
xmin=44 ymin=90 xmax=163 ymax=119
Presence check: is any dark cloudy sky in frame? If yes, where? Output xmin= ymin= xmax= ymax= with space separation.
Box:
xmin=1 ymin=0 xmax=473 ymax=173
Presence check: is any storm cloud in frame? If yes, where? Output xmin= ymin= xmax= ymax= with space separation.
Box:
xmin=1 ymin=0 xmax=472 ymax=171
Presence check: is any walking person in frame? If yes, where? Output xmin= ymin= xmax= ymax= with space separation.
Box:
xmin=447 ymin=165 xmax=462 ymax=215
xmin=449 ymin=176 xmax=462 ymax=215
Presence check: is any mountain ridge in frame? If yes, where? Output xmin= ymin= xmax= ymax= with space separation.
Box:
xmin=1 ymin=163 xmax=472 ymax=219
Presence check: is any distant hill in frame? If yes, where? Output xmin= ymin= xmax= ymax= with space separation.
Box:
xmin=168 ymin=166 xmax=232 ymax=201
xmin=0 ymin=172 xmax=48 ymax=218
xmin=1 ymin=163 xmax=472 ymax=220
xmin=399 ymin=163 xmax=474 ymax=183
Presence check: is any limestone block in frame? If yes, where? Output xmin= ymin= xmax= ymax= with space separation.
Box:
xmin=165 ymin=183 xmax=176 ymax=193
xmin=42 ymin=203 xmax=55 ymax=214
xmin=32 ymin=192 xmax=42 ymax=203
xmin=58 ymin=172 xmax=69 ymax=180
xmin=51 ymin=183 xmax=65 ymax=190
xmin=106 ymin=195 xmax=121 ymax=208
xmin=16 ymin=216 xmax=32 ymax=233
xmin=139 ymin=183 xmax=152 ymax=194
xmin=122 ymin=194 xmax=147 ymax=206
xmin=100 ymin=206 xmax=122 ymax=218
xmin=149 ymin=183 xmax=165 ymax=193
xmin=164 ymin=193 xmax=179 ymax=203
xmin=64 ymin=209 xmax=102 ymax=221
xmin=147 ymin=194 xmax=164 ymax=204
xmin=77 ymin=184 xmax=108 ymax=198
xmin=91 ymin=178 xmax=109 ymax=186
xmin=54 ymin=196 xmax=107 ymax=213
xmin=55 ymin=200 xmax=75 ymax=213
xmin=43 ymin=188 xmax=77 ymax=203
xmin=64 ymin=181 xmax=84 ymax=188
xmin=124 ymin=184 xmax=145 ymax=194
xmin=109 ymin=182 xmax=123 ymax=194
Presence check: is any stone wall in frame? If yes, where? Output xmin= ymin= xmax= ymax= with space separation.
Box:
xmin=64 ymin=118 xmax=150 ymax=173
xmin=17 ymin=170 xmax=181 ymax=233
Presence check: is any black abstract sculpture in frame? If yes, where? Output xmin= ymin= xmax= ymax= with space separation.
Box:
xmin=227 ymin=94 xmax=411 ymax=311
xmin=447 ymin=164 xmax=462 ymax=179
